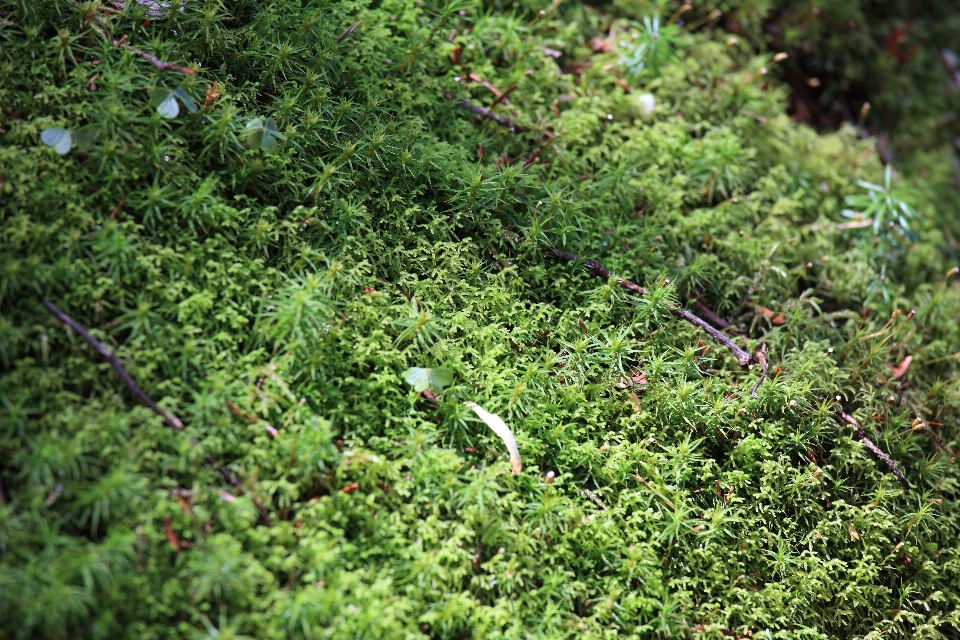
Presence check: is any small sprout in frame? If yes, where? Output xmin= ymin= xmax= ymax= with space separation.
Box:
xmin=620 ymin=14 xmax=683 ymax=78
xmin=246 ymin=117 xmax=286 ymax=154
xmin=403 ymin=366 xmax=454 ymax=393
xmin=40 ymin=128 xmax=73 ymax=154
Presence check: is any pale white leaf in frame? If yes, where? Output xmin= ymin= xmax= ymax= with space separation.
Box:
xmin=156 ymin=93 xmax=179 ymax=119
xmin=40 ymin=128 xmax=73 ymax=155
xmin=465 ymin=401 xmax=522 ymax=475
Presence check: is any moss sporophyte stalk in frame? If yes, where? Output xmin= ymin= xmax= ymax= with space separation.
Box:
xmin=3 ymin=0 xmax=960 ymax=638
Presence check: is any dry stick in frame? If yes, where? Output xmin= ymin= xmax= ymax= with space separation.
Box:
xmin=750 ymin=343 xmax=769 ymax=397
xmin=838 ymin=410 xmax=911 ymax=491
xmin=42 ymin=300 xmax=244 ymax=488
xmin=43 ymin=299 xmax=184 ymax=430
xmin=336 ymin=20 xmax=362 ymax=43
xmin=691 ymin=299 xmax=730 ymax=329
xmin=546 ymin=249 xmax=752 ymax=366
xmin=489 ymin=83 xmax=518 ymax=109
xmin=440 ymin=90 xmax=528 ymax=132
xmin=113 ymin=37 xmax=195 ymax=75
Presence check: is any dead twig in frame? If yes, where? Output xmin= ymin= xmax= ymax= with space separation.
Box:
xmin=43 ymin=299 xmax=184 ymax=429
xmin=336 ymin=20 xmax=362 ymax=44
xmin=489 ymin=83 xmax=518 ymax=109
xmin=468 ymin=73 xmax=509 ymax=104
xmin=691 ymin=300 xmax=730 ymax=329
xmin=43 ymin=300 xmax=247 ymax=490
xmin=441 ymin=89 xmax=527 ymax=132
xmin=546 ymin=249 xmax=752 ymax=365
xmin=675 ymin=310 xmax=752 ymax=366
xmin=750 ymin=343 xmax=768 ymax=397
xmin=108 ymin=196 xmax=125 ymax=220
xmin=838 ymin=410 xmax=911 ymax=491
xmin=113 ymin=37 xmax=195 ymax=75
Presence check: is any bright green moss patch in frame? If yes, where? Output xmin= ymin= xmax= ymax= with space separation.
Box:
xmin=2 ymin=0 xmax=960 ymax=638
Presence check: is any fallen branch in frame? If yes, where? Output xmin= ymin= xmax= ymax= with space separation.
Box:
xmin=692 ymin=300 xmax=730 ymax=329
xmin=43 ymin=300 xmax=246 ymax=490
xmin=750 ymin=343 xmax=769 ymax=397
xmin=546 ymin=249 xmax=752 ymax=366
xmin=838 ymin=410 xmax=911 ymax=491
xmin=467 ymin=73 xmax=510 ymax=105
xmin=43 ymin=299 xmax=184 ymax=429
xmin=336 ymin=20 xmax=362 ymax=43
xmin=489 ymin=83 xmax=518 ymax=109
xmin=675 ymin=310 xmax=752 ymax=366
xmin=113 ymin=36 xmax=195 ymax=75
xmin=441 ymin=89 xmax=527 ymax=132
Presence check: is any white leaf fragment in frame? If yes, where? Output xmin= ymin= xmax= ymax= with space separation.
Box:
xmin=156 ymin=93 xmax=180 ymax=119
xmin=637 ymin=92 xmax=655 ymax=116
xmin=40 ymin=128 xmax=73 ymax=155
xmin=465 ymin=401 xmax=522 ymax=475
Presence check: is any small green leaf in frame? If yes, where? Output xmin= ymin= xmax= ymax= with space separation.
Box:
xmin=174 ymin=87 xmax=198 ymax=113
xmin=246 ymin=117 xmax=286 ymax=154
xmin=73 ymin=127 xmax=99 ymax=152
xmin=403 ymin=367 xmax=454 ymax=393
xmin=40 ymin=128 xmax=73 ymax=155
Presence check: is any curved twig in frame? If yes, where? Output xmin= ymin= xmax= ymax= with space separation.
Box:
xmin=113 ymin=36 xmax=195 ymax=75
xmin=43 ymin=299 xmax=184 ymax=430
xmin=441 ymin=89 xmax=527 ymax=132
xmin=838 ymin=410 xmax=911 ymax=491
xmin=545 ymin=249 xmax=752 ymax=366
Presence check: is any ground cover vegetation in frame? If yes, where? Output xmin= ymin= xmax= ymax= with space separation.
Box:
xmin=3 ymin=0 xmax=960 ymax=637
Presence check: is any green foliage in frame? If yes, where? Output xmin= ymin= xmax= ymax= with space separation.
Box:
xmin=404 ymin=367 xmax=455 ymax=393
xmin=843 ymin=166 xmax=921 ymax=303
xmin=620 ymin=15 xmax=685 ymax=78
xmin=2 ymin=0 xmax=960 ymax=638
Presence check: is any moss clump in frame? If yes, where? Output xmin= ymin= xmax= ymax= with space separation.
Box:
xmin=2 ymin=0 xmax=960 ymax=638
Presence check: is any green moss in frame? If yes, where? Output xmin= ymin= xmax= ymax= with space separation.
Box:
xmin=2 ymin=0 xmax=960 ymax=638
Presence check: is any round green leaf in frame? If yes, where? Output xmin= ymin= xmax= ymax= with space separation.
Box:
xmin=403 ymin=367 xmax=454 ymax=393
xmin=174 ymin=87 xmax=198 ymax=114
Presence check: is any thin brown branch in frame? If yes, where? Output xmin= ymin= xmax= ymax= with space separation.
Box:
xmin=441 ymin=89 xmax=527 ymax=132
xmin=489 ymin=83 xmax=518 ymax=109
xmin=546 ymin=249 xmax=753 ymax=365
xmin=750 ymin=343 xmax=769 ymax=397
xmin=546 ymin=248 xmax=651 ymax=294
xmin=675 ymin=310 xmax=752 ymax=366
xmin=838 ymin=409 xmax=911 ymax=491
xmin=44 ymin=300 xmax=246 ymax=491
xmin=108 ymin=196 xmax=125 ymax=220
xmin=2 ymin=106 xmax=23 ymax=120
xmin=336 ymin=20 xmax=362 ymax=43
xmin=467 ymin=73 xmax=509 ymax=104
xmin=691 ymin=300 xmax=730 ymax=329
xmin=43 ymin=299 xmax=184 ymax=429
xmin=113 ymin=38 xmax=195 ymax=75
